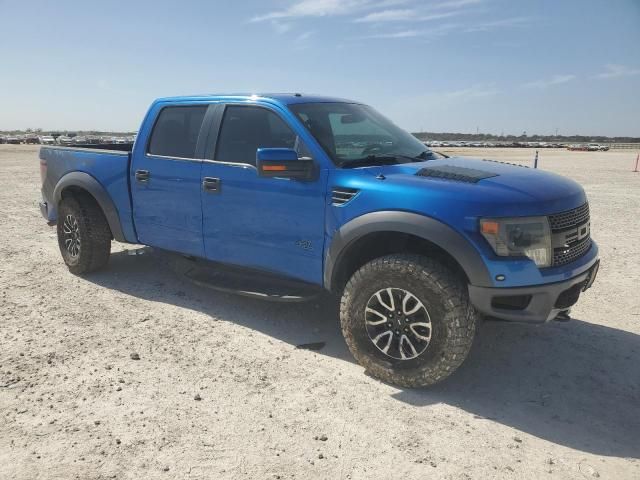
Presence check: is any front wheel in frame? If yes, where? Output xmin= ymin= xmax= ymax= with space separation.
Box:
xmin=340 ymin=254 xmax=477 ymax=387
xmin=56 ymin=194 xmax=111 ymax=274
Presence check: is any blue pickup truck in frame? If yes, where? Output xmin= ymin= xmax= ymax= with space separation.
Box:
xmin=39 ymin=94 xmax=599 ymax=387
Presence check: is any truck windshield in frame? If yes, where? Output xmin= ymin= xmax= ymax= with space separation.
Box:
xmin=288 ymin=102 xmax=432 ymax=167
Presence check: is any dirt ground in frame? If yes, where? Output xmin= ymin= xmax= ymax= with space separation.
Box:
xmin=1 ymin=145 xmax=639 ymax=479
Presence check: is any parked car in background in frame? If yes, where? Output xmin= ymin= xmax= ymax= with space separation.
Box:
xmin=5 ymin=135 xmax=21 ymax=144
xmin=40 ymin=135 xmax=55 ymax=145
xmin=56 ymin=136 xmax=73 ymax=146
xmin=598 ymin=144 xmax=609 ymax=151
xmin=24 ymin=134 xmax=40 ymax=144
xmin=568 ymin=144 xmax=588 ymax=151
xmin=587 ymin=143 xmax=600 ymax=151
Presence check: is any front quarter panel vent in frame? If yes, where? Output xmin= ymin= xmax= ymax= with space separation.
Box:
xmin=331 ymin=187 xmax=359 ymax=206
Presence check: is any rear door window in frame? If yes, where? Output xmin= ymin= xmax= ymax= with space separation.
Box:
xmin=215 ymin=106 xmax=306 ymax=166
xmin=148 ymin=105 xmax=207 ymax=158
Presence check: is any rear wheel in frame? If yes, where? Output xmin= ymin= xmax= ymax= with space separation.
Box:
xmin=57 ymin=194 xmax=111 ymax=274
xmin=340 ymin=254 xmax=477 ymax=387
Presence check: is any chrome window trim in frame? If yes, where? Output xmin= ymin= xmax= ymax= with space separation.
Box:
xmin=144 ymin=153 xmax=257 ymax=170
xmin=203 ymin=158 xmax=257 ymax=170
xmin=144 ymin=153 xmax=203 ymax=163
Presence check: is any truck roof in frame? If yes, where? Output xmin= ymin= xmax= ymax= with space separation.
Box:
xmin=154 ymin=93 xmax=357 ymax=106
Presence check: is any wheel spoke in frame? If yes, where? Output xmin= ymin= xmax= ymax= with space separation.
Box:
xmin=365 ymin=307 xmax=388 ymax=325
xmin=386 ymin=288 xmax=396 ymax=311
xmin=375 ymin=290 xmax=394 ymax=312
xmin=399 ymin=334 xmax=418 ymax=359
xmin=409 ymin=322 xmax=431 ymax=341
xmin=402 ymin=291 xmax=422 ymax=316
xmin=372 ymin=330 xmax=393 ymax=353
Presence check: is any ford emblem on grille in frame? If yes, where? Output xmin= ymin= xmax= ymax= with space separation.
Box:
xmin=577 ymin=222 xmax=590 ymax=241
xmin=549 ymin=204 xmax=592 ymax=266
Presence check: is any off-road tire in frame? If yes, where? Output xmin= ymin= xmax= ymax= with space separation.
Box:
xmin=340 ymin=254 xmax=477 ymax=387
xmin=57 ymin=194 xmax=111 ymax=274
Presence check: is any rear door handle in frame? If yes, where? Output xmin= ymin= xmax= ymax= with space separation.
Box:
xmin=202 ymin=177 xmax=221 ymax=193
xmin=135 ymin=170 xmax=150 ymax=183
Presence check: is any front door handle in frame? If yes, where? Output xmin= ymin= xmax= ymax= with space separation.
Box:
xmin=203 ymin=177 xmax=221 ymax=193
xmin=135 ymin=170 xmax=150 ymax=183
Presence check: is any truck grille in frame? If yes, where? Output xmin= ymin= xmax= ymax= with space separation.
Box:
xmin=548 ymin=203 xmax=591 ymax=266
xmin=553 ymin=237 xmax=592 ymax=266
xmin=548 ymin=202 xmax=589 ymax=231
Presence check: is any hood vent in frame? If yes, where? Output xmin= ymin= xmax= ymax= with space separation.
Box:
xmin=415 ymin=165 xmax=498 ymax=183
xmin=331 ymin=187 xmax=359 ymax=206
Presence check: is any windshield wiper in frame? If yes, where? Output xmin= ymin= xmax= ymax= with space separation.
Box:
xmin=340 ymin=154 xmax=401 ymax=168
xmin=415 ymin=150 xmax=433 ymax=160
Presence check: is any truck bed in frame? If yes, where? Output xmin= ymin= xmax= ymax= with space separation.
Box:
xmin=39 ymin=145 xmax=137 ymax=242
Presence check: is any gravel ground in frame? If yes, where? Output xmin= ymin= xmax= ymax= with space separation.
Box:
xmin=1 ymin=145 xmax=639 ymax=479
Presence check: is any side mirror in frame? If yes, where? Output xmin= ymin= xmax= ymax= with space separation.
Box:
xmin=256 ymin=148 xmax=315 ymax=180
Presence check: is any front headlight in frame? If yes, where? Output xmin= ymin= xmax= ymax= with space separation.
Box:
xmin=480 ymin=216 xmax=552 ymax=267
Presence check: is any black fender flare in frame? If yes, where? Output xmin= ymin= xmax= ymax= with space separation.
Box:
xmin=324 ymin=211 xmax=492 ymax=290
xmin=53 ymin=171 xmax=126 ymax=242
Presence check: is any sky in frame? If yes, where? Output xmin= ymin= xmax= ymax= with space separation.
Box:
xmin=0 ymin=0 xmax=639 ymax=136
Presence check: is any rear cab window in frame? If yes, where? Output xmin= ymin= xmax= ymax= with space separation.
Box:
xmin=148 ymin=105 xmax=207 ymax=158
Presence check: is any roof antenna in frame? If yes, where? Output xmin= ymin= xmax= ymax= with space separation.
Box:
xmin=294 ymin=93 xmax=302 ymax=97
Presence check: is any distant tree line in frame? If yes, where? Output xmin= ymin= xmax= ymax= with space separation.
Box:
xmin=412 ymin=132 xmax=640 ymax=143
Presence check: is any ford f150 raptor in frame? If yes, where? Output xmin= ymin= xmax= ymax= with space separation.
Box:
xmin=39 ymin=94 xmax=600 ymax=387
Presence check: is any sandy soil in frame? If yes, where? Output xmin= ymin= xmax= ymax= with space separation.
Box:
xmin=0 ymin=145 xmax=639 ymax=479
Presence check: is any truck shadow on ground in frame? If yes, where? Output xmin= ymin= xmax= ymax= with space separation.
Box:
xmin=87 ymin=247 xmax=640 ymax=459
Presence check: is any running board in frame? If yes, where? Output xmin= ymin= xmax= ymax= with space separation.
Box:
xmin=183 ymin=266 xmax=323 ymax=302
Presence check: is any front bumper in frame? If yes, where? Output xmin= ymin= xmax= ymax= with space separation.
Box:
xmin=468 ymin=259 xmax=599 ymax=323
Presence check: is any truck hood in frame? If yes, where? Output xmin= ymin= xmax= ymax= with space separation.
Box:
xmin=345 ymin=156 xmax=587 ymax=218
